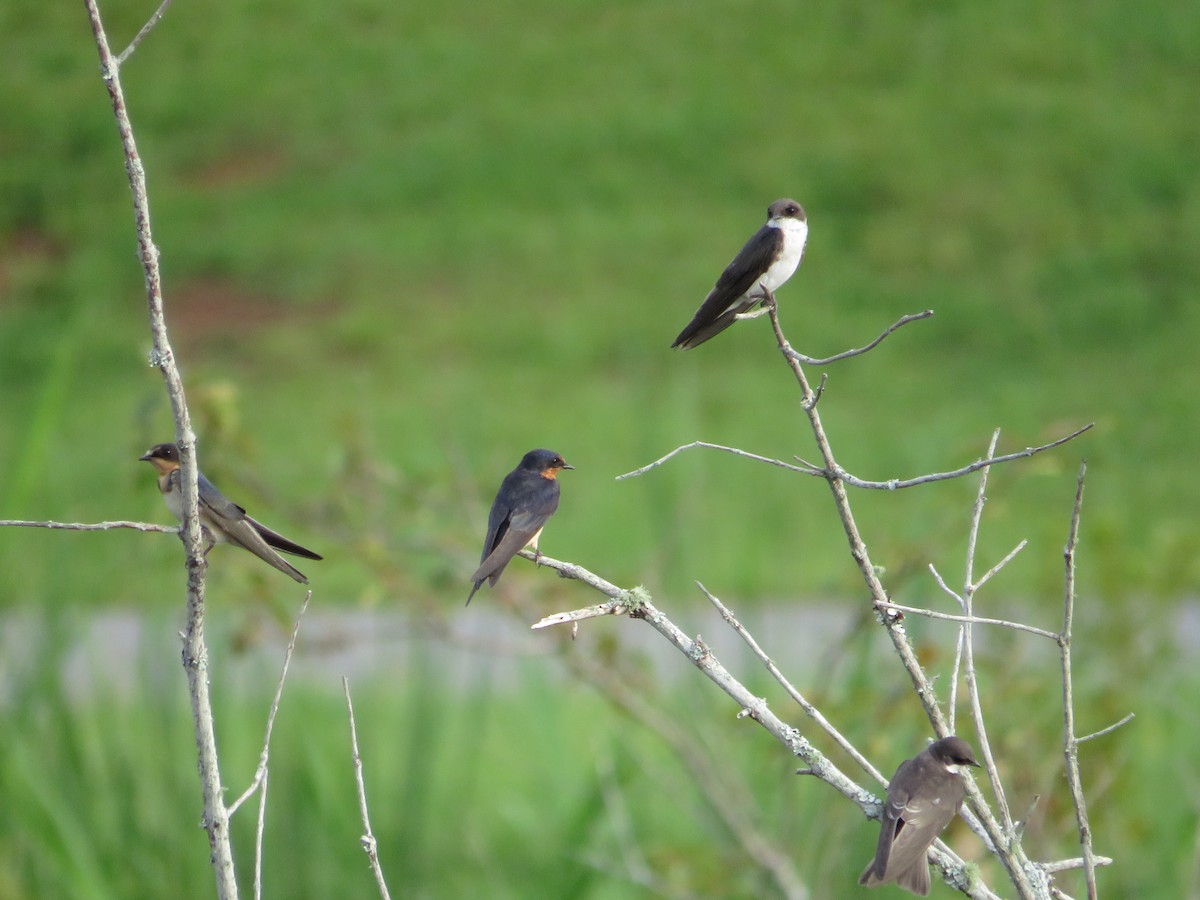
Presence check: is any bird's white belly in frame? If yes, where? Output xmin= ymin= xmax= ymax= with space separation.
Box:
xmin=759 ymin=219 xmax=808 ymax=292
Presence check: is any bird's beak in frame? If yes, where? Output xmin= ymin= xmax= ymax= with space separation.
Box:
xmin=561 ymin=464 xmax=575 ymax=470
xmin=138 ymin=452 xmax=153 ymax=461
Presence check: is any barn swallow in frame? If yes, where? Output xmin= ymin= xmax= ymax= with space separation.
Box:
xmin=139 ymin=442 xmax=322 ymax=584
xmin=859 ymin=735 xmax=981 ymax=896
xmin=672 ymin=198 xmax=808 ymax=349
xmin=467 ymin=448 xmax=573 ymax=606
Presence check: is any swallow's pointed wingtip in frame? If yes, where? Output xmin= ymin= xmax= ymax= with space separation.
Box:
xmin=465 ymin=581 xmax=482 ymax=606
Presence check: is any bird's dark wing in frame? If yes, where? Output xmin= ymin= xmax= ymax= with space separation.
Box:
xmin=875 ymin=789 xmax=950 ymax=896
xmin=197 ymin=475 xmax=310 ymax=583
xmin=471 ymin=502 xmax=556 ymax=587
xmin=246 ymin=516 xmax=323 ymax=560
xmin=466 ymin=494 xmax=513 ymax=605
xmin=672 ymin=225 xmax=781 ymax=349
xmin=860 ymin=758 xmax=959 ymax=895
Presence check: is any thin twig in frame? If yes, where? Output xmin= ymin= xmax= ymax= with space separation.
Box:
xmin=614 ymin=427 xmax=1094 ymax=488
xmin=882 ymin=597 xmax=1061 ymax=642
xmin=552 ymin=618 xmax=812 ymax=900
xmin=615 ymin=442 xmax=815 ymax=481
xmin=253 ymin=771 xmax=269 ymax=900
xmin=785 ymin=310 xmax=934 ymax=365
xmin=957 ymin=431 xmax=1017 ymax=842
xmin=343 ymin=678 xmax=392 ymax=900
xmin=975 ymin=540 xmax=1029 ymax=592
xmin=1059 ymin=463 xmax=1099 ymax=900
xmin=0 ymin=519 xmax=177 ymax=533
xmin=228 ymin=593 xmax=312 ymax=814
xmin=697 ymin=583 xmax=886 ymax=784
xmin=829 ymin=425 xmax=1093 ymax=490
xmin=115 ymin=0 xmax=174 ymax=64
xmin=1077 ymin=713 xmax=1134 ymax=745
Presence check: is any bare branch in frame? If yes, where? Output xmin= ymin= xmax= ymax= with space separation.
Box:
xmin=115 ymin=0 xmax=174 ymax=64
xmin=785 ymin=309 xmax=934 ymax=366
xmin=343 ymin=678 xmax=392 ymax=900
xmin=831 ymin=424 xmax=1094 ymax=491
xmin=552 ymin=615 xmax=813 ymax=900
xmin=228 ymin=594 xmax=313 ymax=900
xmin=531 ymin=553 xmax=1000 ymax=898
xmin=1042 ymin=856 xmax=1114 ymax=874
xmin=974 ymin=539 xmax=1029 ymax=592
xmin=615 ymin=442 xmax=816 ymax=482
xmin=1077 ymin=713 xmax=1135 ymax=745
xmin=960 ymin=433 xmax=1016 ymax=838
xmin=697 ymin=583 xmax=887 ymax=784
xmin=614 ymin=427 xmax=1094 ymax=489
xmin=253 ymin=771 xmax=269 ymax=900
xmin=880 ymin=599 xmax=1060 ymax=642
xmin=0 ymin=519 xmax=177 ymax=534
xmin=1059 ymin=462 xmax=1100 ymax=900
xmin=228 ymin=594 xmax=312 ymax=818
xmin=83 ymin=1 xmax=229 ymax=894
xmin=771 ymin=301 xmax=1044 ymax=897
xmin=531 ymin=597 xmax=631 ymax=629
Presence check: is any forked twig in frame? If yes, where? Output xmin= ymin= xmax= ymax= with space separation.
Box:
xmin=529 ymin=552 xmax=999 ymax=899
xmin=785 ymin=309 xmax=934 ymax=365
xmin=614 ymin=427 xmax=1093 ymax=487
xmin=226 ymin=595 xmax=312 ymax=899
xmin=115 ymin=0 xmax=174 ymax=64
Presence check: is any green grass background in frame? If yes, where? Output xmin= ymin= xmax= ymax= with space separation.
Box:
xmin=1 ymin=0 xmax=1197 ymax=896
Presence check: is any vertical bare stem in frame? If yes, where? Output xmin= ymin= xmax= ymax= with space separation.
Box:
xmin=1060 ymin=462 xmax=1098 ymax=899
xmin=960 ymin=431 xmax=1015 ymax=833
xmin=343 ymin=678 xmax=393 ymax=900
xmin=82 ymin=3 xmax=233 ymax=896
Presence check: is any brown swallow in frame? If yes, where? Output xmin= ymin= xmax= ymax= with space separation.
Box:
xmin=139 ymin=442 xmax=322 ymax=584
xmin=859 ymin=736 xmax=981 ymax=895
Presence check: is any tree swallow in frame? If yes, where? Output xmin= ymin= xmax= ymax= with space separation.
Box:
xmin=140 ymin=442 xmax=322 ymax=584
xmin=859 ymin=735 xmax=981 ymax=896
xmin=467 ymin=448 xmax=573 ymax=605
xmin=671 ymin=198 xmax=808 ymax=349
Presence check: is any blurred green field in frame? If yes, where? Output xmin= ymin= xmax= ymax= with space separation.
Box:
xmin=1 ymin=0 xmax=1197 ymax=896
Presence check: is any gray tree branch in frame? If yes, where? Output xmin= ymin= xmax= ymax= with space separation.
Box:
xmin=82 ymin=2 xmax=234 ymax=896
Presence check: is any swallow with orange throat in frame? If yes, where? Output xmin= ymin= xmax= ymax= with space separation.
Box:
xmin=467 ymin=448 xmax=573 ymax=605
xmin=140 ymin=442 xmax=322 ymax=584
xmin=672 ymin=198 xmax=807 ymax=349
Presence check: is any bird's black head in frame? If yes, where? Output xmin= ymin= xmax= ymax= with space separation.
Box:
xmin=139 ymin=442 xmax=181 ymax=473
xmin=929 ymin=736 xmax=981 ymax=768
xmin=519 ymin=448 xmax=574 ymax=479
xmin=768 ymin=198 xmax=806 ymax=222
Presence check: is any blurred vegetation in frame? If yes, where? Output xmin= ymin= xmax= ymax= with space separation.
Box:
xmin=0 ymin=0 xmax=1196 ymax=896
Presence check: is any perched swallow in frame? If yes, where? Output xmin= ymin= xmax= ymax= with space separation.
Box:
xmin=139 ymin=442 xmax=322 ymax=584
xmin=671 ymin=198 xmax=808 ymax=349
xmin=859 ymin=736 xmax=981 ymax=896
xmin=467 ymin=448 xmax=573 ymax=605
